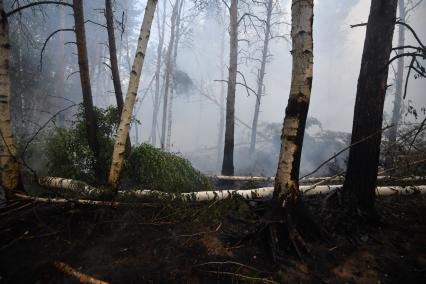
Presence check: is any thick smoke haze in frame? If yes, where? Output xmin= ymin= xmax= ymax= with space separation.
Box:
xmin=8 ymin=0 xmax=426 ymax=176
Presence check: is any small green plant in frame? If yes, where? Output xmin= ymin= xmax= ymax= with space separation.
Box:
xmin=125 ymin=144 xmax=212 ymax=193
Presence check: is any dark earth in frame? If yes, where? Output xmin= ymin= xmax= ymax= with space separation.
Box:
xmin=0 ymin=193 xmax=425 ymax=283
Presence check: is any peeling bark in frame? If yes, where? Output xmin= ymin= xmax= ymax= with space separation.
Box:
xmin=0 ymin=0 xmax=21 ymax=197
xmin=108 ymin=0 xmax=157 ymax=189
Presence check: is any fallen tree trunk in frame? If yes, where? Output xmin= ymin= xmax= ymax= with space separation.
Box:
xmin=213 ymin=175 xmax=426 ymax=184
xmin=35 ymin=176 xmax=426 ymax=202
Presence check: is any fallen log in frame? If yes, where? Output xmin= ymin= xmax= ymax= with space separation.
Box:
xmin=38 ymin=177 xmax=105 ymax=197
xmin=35 ymin=176 xmax=426 ymax=203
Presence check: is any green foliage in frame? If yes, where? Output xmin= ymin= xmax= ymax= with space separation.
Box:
xmin=46 ymin=105 xmax=211 ymax=191
xmin=45 ymin=105 xmax=118 ymax=184
xmin=125 ymin=144 xmax=212 ymax=193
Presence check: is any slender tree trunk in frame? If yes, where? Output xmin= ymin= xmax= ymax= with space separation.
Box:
xmin=343 ymin=0 xmax=398 ymax=216
xmin=108 ymin=0 xmax=157 ymax=189
xmin=249 ymin=0 xmax=273 ymax=159
xmin=160 ymin=0 xmax=179 ymax=149
xmin=386 ymin=0 xmax=406 ymax=170
xmin=105 ymin=0 xmax=131 ymax=154
xmin=221 ymin=0 xmax=238 ymax=175
xmin=150 ymin=1 xmax=166 ymax=147
xmin=57 ymin=5 xmax=65 ymax=127
xmin=0 ymin=0 xmax=22 ymax=197
xmin=216 ymin=11 xmax=226 ymax=172
xmin=72 ymin=0 xmax=101 ymax=177
xmin=166 ymin=0 xmax=184 ymax=151
xmin=271 ymin=0 xmax=313 ymax=216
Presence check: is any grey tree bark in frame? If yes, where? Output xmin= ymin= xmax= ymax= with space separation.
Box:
xmin=386 ymin=0 xmax=406 ymax=170
xmin=150 ymin=1 xmax=166 ymax=147
xmin=160 ymin=0 xmax=179 ymax=149
xmin=249 ymin=0 xmax=273 ymax=159
xmin=216 ymin=11 xmax=226 ymax=172
xmin=221 ymin=0 xmax=238 ymax=175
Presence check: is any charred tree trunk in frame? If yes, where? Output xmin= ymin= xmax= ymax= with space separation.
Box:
xmin=249 ymin=0 xmax=273 ymax=159
xmin=108 ymin=0 xmax=157 ymax=189
xmin=105 ymin=0 xmax=131 ymax=154
xmin=216 ymin=12 xmax=226 ymax=172
xmin=267 ymin=0 xmax=314 ymax=259
xmin=160 ymin=0 xmax=179 ymax=150
xmin=386 ymin=0 xmax=406 ymax=170
xmin=72 ymin=0 xmax=101 ymax=178
xmin=221 ymin=0 xmax=238 ymax=176
xmin=150 ymin=1 xmax=166 ymax=147
xmin=0 ymin=0 xmax=22 ymax=197
xmin=343 ymin=0 xmax=398 ymax=217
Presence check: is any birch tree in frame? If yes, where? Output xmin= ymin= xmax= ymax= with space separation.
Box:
xmin=108 ymin=0 xmax=157 ymax=189
xmin=267 ymin=0 xmax=314 ymax=259
xmin=0 ymin=0 xmax=21 ymax=197
xmin=344 ymin=0 xmax=398 ymax=217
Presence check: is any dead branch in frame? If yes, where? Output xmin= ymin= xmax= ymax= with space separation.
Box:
xmin=6 ymin=1 xmax=73 ymax=17
xmin=53 ymin=261 xmax=109 ymax=284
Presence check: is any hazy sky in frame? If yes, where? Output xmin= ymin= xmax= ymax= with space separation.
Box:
xmin=129 ymin=0 xmax=426 ymax=154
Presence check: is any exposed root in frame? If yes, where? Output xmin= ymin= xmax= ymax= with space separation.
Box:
xmin=53 ymin=261 xmax=109 ymax=284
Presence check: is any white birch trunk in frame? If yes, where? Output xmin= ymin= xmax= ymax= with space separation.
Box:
xmin=0 ymin=1 xmax=21 ymax=196
xmin=108 ymin=0 xmax=157 ymax=188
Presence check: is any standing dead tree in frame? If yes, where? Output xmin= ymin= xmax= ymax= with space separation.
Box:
xmin=160 ymin=0 xmax=179 ymax=149
xmin=150 ymin=1 xmax=166 ymax=147
xmin=108 ymin=0 xmax=157 ymax=189
xmin=344 ymin=0 xmax=398 ymax=218
xmin=0 ymin=0 xmax=22 ymax=198
xmin=386 ymin=0 xmax=424 ymax=170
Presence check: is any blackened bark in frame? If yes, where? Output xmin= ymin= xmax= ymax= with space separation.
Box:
xmin=72 ymin=0 xmax=101 ymax=177
xmin=221 ymin=0 xmax=238 ymax=176
xmin=105 ymin=0 xmax=131 ymax=154
xmin=344 ymin=0 xmax=398 ymax=215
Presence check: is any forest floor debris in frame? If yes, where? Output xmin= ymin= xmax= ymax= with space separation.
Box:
xmin=0 ymin=194 xmax=425 ymax=283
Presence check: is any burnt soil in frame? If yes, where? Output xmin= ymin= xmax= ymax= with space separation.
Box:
xmin=0 ymin=194 xmax=425 ymax=283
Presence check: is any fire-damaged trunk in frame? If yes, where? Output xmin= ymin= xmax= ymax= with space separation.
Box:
xmin=105 ymin=0 xmax=131 ymax=155
xmin=72 ymin=0 xmax=101 ymax=177
xmin=343 ymin=0 xmax=398 ymax=218
xmin=108 ymin=0 xmax=157 ymax=189
xmin=221 ymin=0 xmax=238 ymax=176
xmin=0 ymin=0 xmax=22 ymax=198
xmin=267 ymin=0 xmax=315 ymax=260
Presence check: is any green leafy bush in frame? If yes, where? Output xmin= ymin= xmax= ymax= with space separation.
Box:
xmin=45 ymin=105 xmax=211 ymax=192
xmin=125 ymin=144 xmax=212 ymax=193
